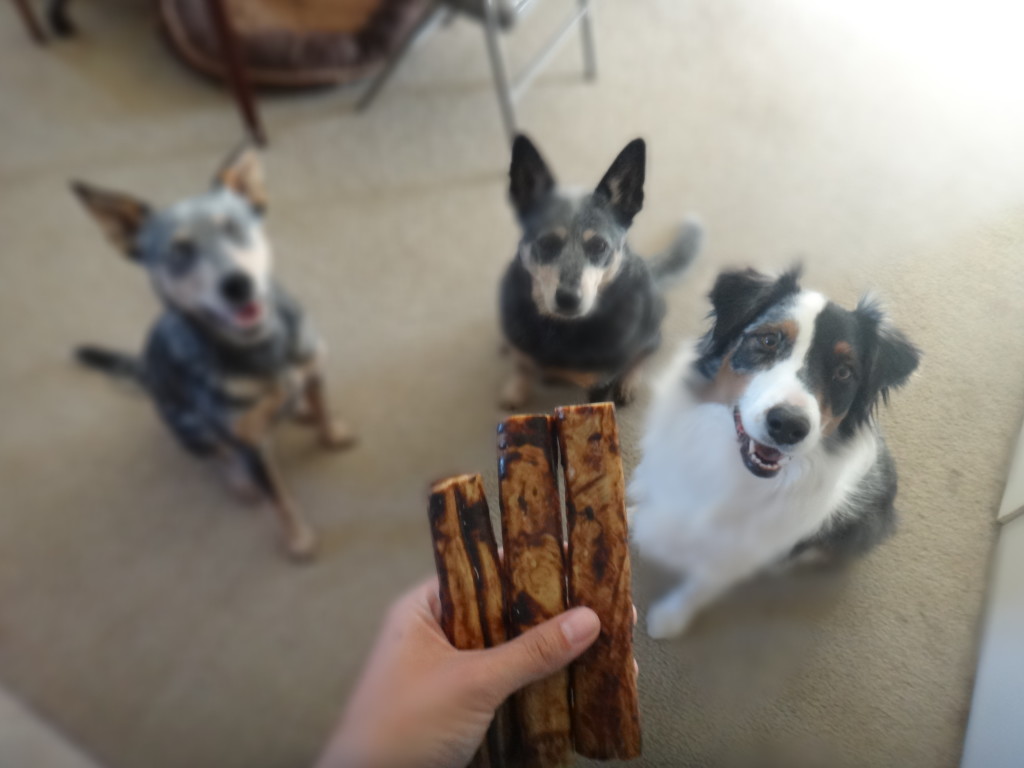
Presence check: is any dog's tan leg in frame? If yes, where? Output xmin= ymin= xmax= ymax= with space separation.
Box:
xmin=252 ymin=446 xmax=317 ymax=560
xmin=500 ymin=349 xmax=536 ymax=411
xmin=234 ymin=390 xmax=317 ymax=560
xmin=303 ymin=368 xmax=356 ymax=451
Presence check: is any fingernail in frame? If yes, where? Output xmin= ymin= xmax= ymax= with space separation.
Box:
xmin=560 ymin=607 xmax=600 ymax=646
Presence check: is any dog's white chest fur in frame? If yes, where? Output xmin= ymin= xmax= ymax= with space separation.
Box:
xmin=629 ymin=346 xmax=878 ymax=638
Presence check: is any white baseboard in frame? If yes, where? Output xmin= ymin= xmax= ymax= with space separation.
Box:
xmin=960 ymin=513 xmax=1024 ymax=768
xmin=0 ymin=689 xmax=103 ymax=768
xmin=998 ymin=418 xmax=1024 ymax=523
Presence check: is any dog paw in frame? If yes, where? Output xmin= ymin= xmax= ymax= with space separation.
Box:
xmin=499 ymin=381 xmax=527 ymax=411
xmin=222 ymin=461 xmax=262 ymax=504
xmin=613 ymin=378 xmax=640 ymax=406
xmin=291 ymin=400 xmax=317 ymax=425
xmin=321 ymin=420 xmax=357 ymax=451
xmin=285 ymin=525 xmax=318 ymax=562
xmin=614 ymin=387 xmax=637 ymax=407
xmin=646 ymin=598 xmax=694 ymax=640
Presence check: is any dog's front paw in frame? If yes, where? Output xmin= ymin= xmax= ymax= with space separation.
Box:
xmin=646 ymin=594 xmax=696 ymax=640
xmin=321 ymin=420 xmax=357 ymax=451
xmin=222 ymin=458 xmax=263 ymax=504
xmin=291 ymin=399 xmax=317 ymax=425
xmin=285 ymin=524 xmax=318 ymax=562
xmin=499 ymin=378 xmax=528 ymax=411
xmin=614 ymin=381 xmax=638 ymax=406
xmin=613 ymin=369 xmax=643 ymax=406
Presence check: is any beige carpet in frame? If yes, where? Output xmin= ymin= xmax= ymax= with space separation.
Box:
xmin=2 ymin=1 xmax=1024 ymax=766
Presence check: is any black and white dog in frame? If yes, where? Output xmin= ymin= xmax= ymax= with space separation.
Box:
xmin=72 ymin=147 xmax=354 ymax=560
xmin=499 ymin=134 xmax=702 ymax=408
xmin=629 ymin=268 xmax=920 ymax=638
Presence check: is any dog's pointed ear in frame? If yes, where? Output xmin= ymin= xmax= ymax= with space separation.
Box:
xmin=707 ymin=267 xmax=802 ymax=349
xmin=70 ymin=181 xmax=152 ymax=260
xmin=594 ymin=138 xmax=645 ymax=226
xmin=509 ymin=134 xmax=555 ymax=220
xmin=857 ymin=298 xmax=921 ymax=398
xmin=214 ymin=144 xmax=266 ymax=214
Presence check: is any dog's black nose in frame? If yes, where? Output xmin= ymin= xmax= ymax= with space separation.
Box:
xmin=766 ymin=406 xmax=810 ymax=445
xmin=221 ymin=272 xmax=254 ymax=305
xmin=555 ymin=287 xmax=582 ymax=313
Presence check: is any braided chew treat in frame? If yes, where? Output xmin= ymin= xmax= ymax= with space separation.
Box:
xmin=497 ymin=415 xmax=572 ymax=768
xmin=554 ymin=403 xmax=642 ymax=760
xmin=428 ymin=474 xmax=512 ymax=768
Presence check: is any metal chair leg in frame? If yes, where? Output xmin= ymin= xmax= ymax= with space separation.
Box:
xmin=357 ymin=1 xmax=447 ymax=112
xmin=481 ymin=0 xmax=516 ymax=143
xmin=578 ymin=0 xmax=597 ymax=80
xmin=208 ymin=0 xmax=267 ymax=146
xmin=11 ymin=0 xmax=47 ymax=44
xmin=48 ymin=0 xmax=74 ymax=36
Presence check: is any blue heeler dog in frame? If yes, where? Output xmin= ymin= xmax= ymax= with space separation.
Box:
xmin=72 ymin=147 xmax=354 ymax=560
xmin=499 ymin=134 xmax=703 ymax=409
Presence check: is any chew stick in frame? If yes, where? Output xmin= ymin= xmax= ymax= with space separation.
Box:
xmin=497 ymin=415 xmax=572 ymax=768
xmin=456 ymin=474 xmax=517 ymax=766
xmin=428 ymin=474 xmax=511 ymax=768
xmin=554 ymin=403 xmax=641 ymax=760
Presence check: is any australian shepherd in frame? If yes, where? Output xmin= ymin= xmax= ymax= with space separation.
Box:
xmin=629 ymin=268 xmax=920 ymax=638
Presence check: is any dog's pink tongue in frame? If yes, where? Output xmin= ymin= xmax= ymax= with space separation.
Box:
xmin=755 ymin=442 xmax=782 ymax=463
xmin=235 ymin=302 xmax=261 ymax=325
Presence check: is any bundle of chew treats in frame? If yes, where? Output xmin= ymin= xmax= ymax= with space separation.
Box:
xmin=427 ymin=403 xmax=641 ymax=768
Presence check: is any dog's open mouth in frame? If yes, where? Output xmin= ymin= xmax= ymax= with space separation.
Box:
xmin=733 ymin=407 xmax=786 ymax=478
xmin=202 ymin=301 xmax=266 ymax=340
xmin=233 ymin=301 xmax=263 ymax=328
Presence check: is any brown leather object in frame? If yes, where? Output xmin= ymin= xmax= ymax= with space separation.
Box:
xmin=161 ymin=0 xmax=431 ymax=88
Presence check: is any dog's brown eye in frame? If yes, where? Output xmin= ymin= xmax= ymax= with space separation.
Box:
xmin=759 ymin=332 xmax=781 ymax=349
xmin=834 ymin=364 xmax=853 ymax=382
xmin=584 ymin=237 xmax=609 ymax=263
xmin=533 ymin=235 xmax=563 ymax=263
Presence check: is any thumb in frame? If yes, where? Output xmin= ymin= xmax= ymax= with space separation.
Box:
xmin=475 ymin=607 xmax=601 ymax=703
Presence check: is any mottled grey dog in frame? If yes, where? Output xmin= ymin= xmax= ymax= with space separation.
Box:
xmin=72 ymin=147 xmax=354 ymax=560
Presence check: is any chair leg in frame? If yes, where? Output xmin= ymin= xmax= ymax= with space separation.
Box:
xmin=481 ymin=0 xmax=516 ymax=143
xmin=11 ymin=0 xmax=48 ymax=44
xmin=48 ymin=0 xmax=75 ymax=37
xmin=357 ymin=1 xmax=447 ymax=112
xmin=207 ymin=0 xmax=267 ymax=146
xmin=578 ymin=0 xmax=597 ymax=80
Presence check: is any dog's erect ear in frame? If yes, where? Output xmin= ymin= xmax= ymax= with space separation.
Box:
xmin=594 ymin=138 xmax=645 ymax=227
xmin=509 ymin=134 xmax=555 ymax=220
xmin=706 ymin=267 xmax=802 ymax=351
xmin=214 ymin=144 xmax=266 ymax=214
xmin=70 ymin=181 xmax=152 ymax=259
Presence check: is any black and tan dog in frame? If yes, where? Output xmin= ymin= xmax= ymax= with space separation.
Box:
xmin=72 ymin=147 xmax=354 ymax=560
xmin=499 ymin=134 xmax=702 ymax=409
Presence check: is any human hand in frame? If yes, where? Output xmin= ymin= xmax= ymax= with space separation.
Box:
xmin=314 ymin=577 xmax=601 ymax=768
xmin=313 ymin=577 xmax=598 ymax=768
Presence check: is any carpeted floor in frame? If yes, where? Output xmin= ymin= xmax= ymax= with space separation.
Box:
xmin=2 ymin=1 xmax=1024 ymax=766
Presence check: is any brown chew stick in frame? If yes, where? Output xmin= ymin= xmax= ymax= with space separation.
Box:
xmin=497 ymin=415 xmax=572 ymax=768
xmin=428 ymin=474 xmax=511 ymax=768
xmin=456 ymin=475 xmax=517 ymax=766
xmin=554 ymin=403 xmax=642 ymax=760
